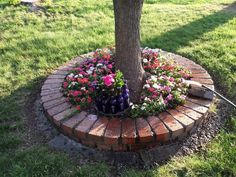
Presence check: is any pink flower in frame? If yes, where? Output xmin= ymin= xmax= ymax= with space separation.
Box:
xmin=73 ymin=91 xmax=80 ymax=97
xmin=164 ymin=86 xmax=171 ymax=93
xmin=169 ymin=77 xmax=175 ymax=82
xmin=107 ymin=64 xmax=113 ymax=69
xmin=166 ymin=94 xmax=173 ymax=101
xmin=103 ymin=74 xmax=114 ymax=87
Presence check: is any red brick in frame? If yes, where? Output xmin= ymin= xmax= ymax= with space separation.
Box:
xmin=42 ymin=83 xmax=61 ymax=90
xmin=112 ymin=144 xmax=127 ymax=151
xmin=44 ymin=78 xmax=64 ymax=84
xmin=41 ymin=89 xmax=61 ymax=96
xmin=167 ymin=109 xmax=194 ymax=132
xmin=184 ymin=101 xmax=208 ymax=114
xmin=87 ymin=116 xmax=109 ymax=142
xmin=121 ymin=118 xmax=137 ymax=145
xmin=48 ymin=74 xmax=66 ymax=79
xmin=191 ymin=73 xmax=211 ymax=79
xmin=191 ymin=78 xmax=213 ymax=85
xmin=43 ymin=97 xmax=67 ymax=109
xmin=74 ymin=114 xmax=98 ymax=139
xmin=96 ymin=143 xmax=111 ymax=151
xmin=136 ymin=118 xmax=154 ymax=143
xmin=158 ymin=112 xmax=184 ymax=139
xmin=81 ymin=139 xmax=96 ymax=147
xmin=46 ymin=102 xmax=71 ymax=117
xmin=41 ymin=92 xmax=63 ymax=103
xmin=190 ymin=69 xmax=207 ymax=74
xmin=176 ymin=105 xmax=202 ymax=123
xmin=104 ymin=118 xmax=121 ymax=145
xmin=61 ymin=111 xmax=87 ymax=135
xmin=53 ymin=107 xmax=77 ymax=126
xmin=147 ymin=116 xmax=170 ymax=142
xmin=186 ymin=97 xmax=212 ymax=107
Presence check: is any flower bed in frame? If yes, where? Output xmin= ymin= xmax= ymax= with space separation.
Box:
xmin=62 ymin=48 xmax=191 ymax=118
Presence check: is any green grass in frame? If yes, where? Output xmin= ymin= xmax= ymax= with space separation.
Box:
xmin=0 ymin=0 xmax=235 ymax=176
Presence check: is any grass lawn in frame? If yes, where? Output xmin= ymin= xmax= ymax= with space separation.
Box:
xmin=0 ymin=0 xmax=236 ymax=176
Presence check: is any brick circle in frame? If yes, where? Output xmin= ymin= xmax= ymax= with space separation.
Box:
xmin=41 ymin=50 xmax=214 ymax=151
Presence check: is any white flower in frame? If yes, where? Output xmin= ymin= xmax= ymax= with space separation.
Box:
xmin=89 ymin=66 xmax=95 ymax=71
xmin=68 ymin=73 xmax=74 ymax=78
xmin=96 ymin=63 xmax=103 ymax=67
xmin=144 ymin=97 xmax=151 ymax=102
xmin=151 ymin=75 xmax=157 ymax=82
xmin=79 ymin=74 xmax=83 ymax=78
xmin=143 ymin=58 xmax=148 ymax=63
xmin=152 ymin=83 xmax=160 ymax=89
xmin=86 ymin=70 xmax=93 ymax=74
xmin=141 ymin=106 xmax=146 ymax=110
xmin=74 ymin=75 xmax=78 ymax=78
xmin=143 ymin=103 xmax=147 ymax=106
xmin=143 ymin=84 xmax=150 ymax=89
xmin=81 ymin=87 xmax=86 ymax=91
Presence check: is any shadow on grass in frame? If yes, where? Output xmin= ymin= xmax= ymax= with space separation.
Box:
xmin=142 ymin=2 xmax=236 ymax=52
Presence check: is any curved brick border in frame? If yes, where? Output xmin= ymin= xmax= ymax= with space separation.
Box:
xmin=40 ymin=50 xmax=214 ymax=151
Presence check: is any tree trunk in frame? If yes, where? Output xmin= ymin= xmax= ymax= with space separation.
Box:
xmin=113 ymin=0 xmax=145 ymax=103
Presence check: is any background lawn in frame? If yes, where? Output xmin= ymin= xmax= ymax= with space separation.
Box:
xmin=0 ymin=0 xmax=235 ymax=176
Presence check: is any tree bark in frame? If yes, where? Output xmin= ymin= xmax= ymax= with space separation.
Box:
xmin=113 ymin=0 xmax=145 ymax=103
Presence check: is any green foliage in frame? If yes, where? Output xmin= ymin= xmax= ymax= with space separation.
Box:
xmin=8 ymin=0 xmax=20 ymax=5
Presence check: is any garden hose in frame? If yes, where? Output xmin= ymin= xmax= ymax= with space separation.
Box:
xmin=184 ymin=80 xmax=236 ymax=109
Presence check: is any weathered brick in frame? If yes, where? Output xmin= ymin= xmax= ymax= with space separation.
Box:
xmin=44 ymin=78 xmax=64 ymax=84
xmin=136 ymin=118 xmax=154 ymax=143
xmin=87 ymin=116 xmax=109 ymax=142
xmin=81 ymin=139 xmax=96 ymax=147
xmin=176 ymin=105 xmax=202 ymax=123
xmin=42 ymin=83 xmax=61 ymax=90
xmin=43 ymin=97 xmax=67 ymax=109
xmin=104 ymin=118 xmax=121 ymax=145
xmin=121 ymin=118 xmax=137 ymax=145
xmin=52 ymin=70 xmax=69 ymax=75
xmin=46 ymin=102 xmax=71 ymax=117
xmin=184 ymin=101 xmax=208 ymax=114
xmin=158 ymin=112 xmax=184 ymax=139
xmin=74 ymin=114 xmax=98 ymax=139
xmin=147 ymin=116 xmax=170 ymax=142
xmin=167 ymin=109 xmax=194 ymax=132
xmin=53 ymin=107 xmax=77 ymax=126
xmin=96 ymin=143 xmax=111 ymax=151
xmin=41 ymin=89 xmax=61 ymax=96
xmin=41 ymin=92 xmax=63 ymax=103
xmin=191 ymin=78 xmax=213 ymax=85
xmin=61 ymin=111 xmax=87 ymax=135
xmin=48 ymin=74 xmax=66 ymax=79
xmin=112 ymin=144 xmax=127 ymax=151
xmin=186 ymin=97 xmax=212 ymax=107
xmin=191 ymin=73 xmax=211 ymax=79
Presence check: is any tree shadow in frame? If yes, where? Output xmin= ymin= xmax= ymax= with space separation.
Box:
xmin=142 ymin=2 xmax=236 ymax=52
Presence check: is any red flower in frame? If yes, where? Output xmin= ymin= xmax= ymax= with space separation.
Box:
xmin=76 ymin=105 xmax=81 ymax=111
xmin=148 ymin=87 xmax=155 ymax=92
xmin=63 ymin=82 xmax=68 ymax=89
xmin=87 ymin=96 xmax=92 ymax=103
